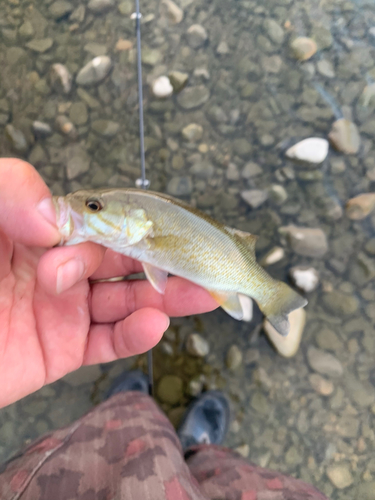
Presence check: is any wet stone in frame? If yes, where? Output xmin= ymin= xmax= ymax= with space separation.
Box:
xmin=70 ymin=5 xmax=86 ymax=22
xmin=84 ymin=43 xmax=107 ymax=57
xmin=177 ymin=86 xmax=210 ymax=109
xmin=26 ymin=38 xmax=53 ymax=53
xmin=87 ymin=0 xmax=115 ymax=13
xmin=50 ymin=63 xmax=72 ymax=94
xmin=186 ymin=333 xmax=209 ymax=357
xmin=187 ymin=24 xmax=208 ymax=49
xmin=307 ymin=346 xmax=343 ymax=378
xmin=279 ymin=226 xmax=328 ymax=258
xmin=167 ymin=176 xmax=192 ymax=196
xmin=289 ymin=266 xmax=319 ymax=293
xmin=322 ymin=290 xmax=359 ymax=316
xmin=5 ymin=124 xmax=29 ymax=153
xmin=290 ymin=37 xmax=317 ymax=61
xmin=251 ymin=392 xmax=269 ymax=414
xmin=226 ymin=345 xmax=243 ymax=371
xmin=48 ymin=1 xmax=73 ymax=20
xmin=29 ymin=144 xmax=48 ymax=166
xmin=309 ymin=374 xmax=334 ymax=395
xmin=242 ymin=162 xmax=262 ymax=178
xmin=55 ymin=115 xmax=77 ymax=139
xmin=76 ymin=56 xmax=112 ymax=86
xmin=329 ymin=118 xmax=360 ymax=155
xmin=157 ymin=375 xmax=183 ymax=405
xmin=161 ymin=0 xmax=183 ymax=24
xmin=316 ymin=327 xmax=342 ymax=352
xmin=141 ymin=48 xmax=162 ymax=66
xmin=32 ymin=121 xmax=52 ymax=138
xmin=92 ymin=120 xmax=119 ymax=137
xmin=327 ymin=464 xmax=354 ymax=489
xmin=241 ymin=189 xmax=268 ymax=209
xmin=77 ymin=88 xmax=100 ymax=109
xmin=69 ymin=102 xmax=88 ymax=126
xmin=190 ymin=161 xmax=214 ymax=179
xmin=182 ymin=123 xmax=203 ymax=142
xmin=66 ymin=144 xmax=91 ymax=180
xmin=317 ymin=60 xmax=335 ymax=78
xmin=18 ymin=20 xmax=34 ymax=38
xmin=263 ymin=18 xmax=284 ymax=44
xmin=168 ymin=71 xmax=188 ymax=92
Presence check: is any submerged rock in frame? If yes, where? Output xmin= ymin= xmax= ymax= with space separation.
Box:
xmin=285 ymin=137 xmax=329 ymax=164
xmin=32 ymin=121 xmax=52 ymax=138
xmin=289 ymin=266 xmax=319 ymax=293
xmin=329 ymin=118 xmax=360 ymax=155
xmin=182 ymin=123 xmax=203 ymax=142
xmin=5 ymin=124 xmax=29 ymax=153
xmin=160 ymin=0 xmax=183 ymax=24
xmin=322 ymin=290 xmax=359 ymax=316
xmin=241 ymin=189 xmax=268 ymax=209
xmin=345 ymin=192 xmax=375 ymax=220
xmin=290 ymin=37 xmax=317 ymax=61
xmin=307 ymin=346 xmax=343 ymax=377
xmin=177 ymin=86 xmax=210 ymax=109
xmin=226 ymin=345 xmax=243 ymax=370
xmin=50 ymin=63 xmax=72 ymax=94
xmin=168 ymin=71 xmax=188 ymax=92
xmin=87 ymin=0 xmax=115 ymax=13
xmin=152 ymin=76 xmax=173 ymax=98
xmin=76 ymin=56 xmax=112 ymax=86
xmin=26 ymin=38 xmax=53 ymax=53
xmin=48 ymin=1 xmax=74 ymax=20
xmin=92 ymin=120 xmax=120 ymax=137
xmin=264 ymin=307 xmax=306 ymax=358
xmin=327 ymin=464 xmax=354 ymax=489
xmin=187 ymin=24 xmax=208 ymax=49
xmin=66 ymin=145 xmax=90 ymax=180
xmin=167 ymin=176 xmax=193 ymax=196
xmin=157 ymin=375 xmax=183 ymax=405
xmin=186 ymin=333 xmax=209 ymax=357
xmin=279 ymin=225 xmax=328 ymax=257
xmin=260 ymin=246 xmax=285 ymax=267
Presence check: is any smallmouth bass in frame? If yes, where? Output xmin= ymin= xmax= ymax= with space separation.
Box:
xmin=53 ymin=188 xmax=307 ymax=336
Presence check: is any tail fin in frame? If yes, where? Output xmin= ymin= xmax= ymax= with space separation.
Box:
xmin=259 ymin=281 xmax=307 ymax=336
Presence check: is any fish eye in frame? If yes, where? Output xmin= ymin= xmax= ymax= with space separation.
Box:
xmin=85 ymin=198 xmax=103 ymax=212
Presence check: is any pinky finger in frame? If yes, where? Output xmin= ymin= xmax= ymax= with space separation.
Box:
xmin=82 ymin=307 xmax=170 ymax=365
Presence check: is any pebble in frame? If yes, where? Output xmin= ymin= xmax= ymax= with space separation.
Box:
xmin=5 ymin=124 xmax=28 ymax=153
xmin=268 ymin=185 xmax=288 ymax=204
xmin=157 ymin=375 xmax=183 ymax=405
xmin=307 ymin=346 xmax=343 ymax=377
xmin=285 ymin=138 xmax=329 ymax=164
xmin=187 ymin=24 xmax=208 ymax=49
xmin=264 ymin=18 xmax=284 ymax=44
xmin=345 ymin=193 xmax=375 ymax=220
xmin=50 ymin=63 xmax=72 ymax=94
xmin=290 ymin=37 xmax=318 ymax=61
xmin=18 ymin=20 xmax=34 ymax=39
xmin=167 ymin=176 xmax=192 ymax=196
xmin=289 ymin=266 xmax=319 ymax=293
xmin=87 ymin=0 xmax=115 ymax=13
xmin=241 ymin=189 xmax=268 ymax=209
xmin=190 ymin=161 xmax=214 ymax=178
xmin=69 ymin=102 xmax=88 ymax=126
xmin=186 ymin=333 xmax=209 ymax=357
xmin=77 ymin=88 xmax=100 ymax=109
xmin=152 ymin=76 xmax=173 ymax=98
xmin=70 ymin=5 xmax=86 ymax=22
xmin=26 ymin=38 xmax=53 ymax=53
xmin=329 ymin=118 xmax=360 ymax=155
xmin=242 ymin=162 xmax=262 ymax=178
xmin=142 ymin=48 xmax=163 ymax=66
xmin=177 ymin=86 xmax=210 ymax=109
xmin=168 ymin=71 xmax=188 ymax=92
xmin=327 ymin=464 xmax=354 ymax=489
xmin=316 ymin=327 xmax=342 ymax=352
xmin=92 ymin=120 xmax=119 ymax=137
xmin=264 ymin=307 xmax=306 ymax=358
xmin=309 ymin=374 xmax=334 ymax=395
xmin=32 ymin=121 xmax=52 ymax=138
xmin=76 ymin=56 xmax=112 ymax=86
xmin=226 ymin=345 xmax=243 ymax=370
xmin=317 ymin=60 xmax=335 ymax=78
xmin=186 ymin=377 xmax=204 ymax=397
xmin=357 ymin=482 xmax=375 ymax=500
xmin=55 ymin=115 xmax=77 ymax=139
xmin=115 ymin=39 xmax=133 ymax=51
xmin=226 ymin=163 xmax=240 ymax=181
xmin=279 ymin=225 xmax=328 ymax=258
xmin=84 ymin=42 xmax=107 ymax=57
xmin=66 ymin=145 xmax=91 ymax=179
xmin=182 ymin=123 xmax=203 ymax=142
xmin=217 ymin=41 xmax=230 ymax=55
xmin=160 ymin=0 xmax=183 ymax=24
xmin=260 ymin=246 xmax=285 ymax=266
xmin=234 ymin=444 xmax=250 ymax=458
xmin=48 ymin=1 xmax=73 ymax=20
xmin=322 ymin=290 xmax=359 ymax=316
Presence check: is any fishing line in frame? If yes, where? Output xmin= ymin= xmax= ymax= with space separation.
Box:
xmin=132 ymin=0 xmax=153 ymax=396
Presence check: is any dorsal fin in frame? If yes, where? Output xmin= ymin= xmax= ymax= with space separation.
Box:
xmin=225 ymin=227 xmax=258 ymax=256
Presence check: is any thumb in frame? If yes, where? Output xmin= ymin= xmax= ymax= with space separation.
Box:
xmin=0 ymin=158 xmax=60 ymax=247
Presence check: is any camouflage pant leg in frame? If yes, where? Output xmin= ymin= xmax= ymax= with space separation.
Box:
xmin=185 ymin=445 xmax=330 ymax=500
xmin=0 ymin=392 xmax=329 ymax=500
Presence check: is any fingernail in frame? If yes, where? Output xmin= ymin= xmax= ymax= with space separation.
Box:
xmin=37 ymin=198 xmax=57 ymax=227
xmin=162 ymin=314 xmax=170 ymax=332
xmin=56 ymin=259 xmax=85 ymax=294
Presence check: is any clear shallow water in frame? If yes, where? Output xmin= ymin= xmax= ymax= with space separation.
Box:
xmin=1 ymin=0 xmax=375 ymax=498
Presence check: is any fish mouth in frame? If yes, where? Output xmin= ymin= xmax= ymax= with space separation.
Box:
xmin=52 ymin=196 xmax=84 ymax=244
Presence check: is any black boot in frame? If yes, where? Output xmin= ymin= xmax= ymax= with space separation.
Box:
xmin=177 ymin=391 xmax=230 ymax=451
xmin=105 ymin=369 xmax=149 ymax=399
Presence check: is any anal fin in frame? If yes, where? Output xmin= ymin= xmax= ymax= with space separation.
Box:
xmin=209 ymin=290 xmax=244 ymax=321
xmin=142 ymin=263 xmax=168 ymax=294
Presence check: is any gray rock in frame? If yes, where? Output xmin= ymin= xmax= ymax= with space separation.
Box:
xmin=177 ymin=86 xmax=210 ymax=109
xmin=70 ymin=5 xmax=86 ymax=22
xmin=182 ymin=123 xmax=203 ymax=142
xmin=167 ymin=176 xmax=193 ymax=196
xmin=226 ymin=163 xmax=240 ymax=181
xmin=168 ymin=71 xmax=188 ymax=92
xmin=226 ymin=345 xmax=243 ymax=370
xmin=6 ymin=47 xmax=27 ymax=66
xmin=66 ymin=145 xmax=91 ymax=180
xmin=186 ymin=333 xmax=209 ymax=357
xmin=69 ymin=102 xmax=88 ymax=125
xmin=357 ymin=482 xmax=375 ymax=500
xmin=160 ymin=0 xmax=183 ymax=24
xmin=18 ymin=20 xmax=34 ymax=39
xmin=242 ymin=162 xmax=262 ymax=178
xmin=268 ymin=184 xmax=288 ymax=204
xmin=141 ymin=48 xmax=163 ymax=66
xmin=32 ymin=121 xmax=52 ymax=138
xmin=26 ymin=38 xmax=53 ymax=53
xmin=264 ymin=19 xmax=284 ymax=44
xmin=157 ymin=375 xmax=183 ymax=405
xmin=241 ymin=189 xmax=268 ymax=209
xmin=307 ymin=346 xmax=343 ymax=377
xmin=345 ymin=374 xmax=375 ymax=407
xmin=84 ymin=42 xmax=107 ymax=57
xmin=316 ymin=327 xmax=342 ymax=352
xmin=250 ymin=392 xmax=269 ymax=414
xmin=55 ymin=115 xmax=77 ymax=139
xmin=118 ymin=0 xmax=132 ymax=15
xmin=233 ymin=138 xmax=252 ymax=157
xmin=322 ymin=291 xmax=359 ymax=316
xmin=76 ymin=56 xmax=112 ymax=86
xmin=5 ymin=125 xmax=29 ymax=153
xmin=77 ymin=88 xmax=100 ymax=109
xmin=317 ymin=60 xmax=335 ymax=78
xmin=187 ymin=24 xmax=208 ymax=49
xmin=29 ymin=144 xmax=48 ymax=166
xmin=87 ymin=0 xmax=115 ymax=13
xmin=48 ymin=1 xmax=73 ymax=19
xmin=279 ymin=225 xmax=328 ymax=257
xmin=190 ymin=161 xmax=214 ymax=178
xmin=308 ymin=374 xmax=334 ymax=395
xmin=50 ymin=63 xmax=72 ymax=94
xmin=329 ymin=118 xmax=360 ymax=155
xmin=92 ymin=120 xmax=119 ymax=137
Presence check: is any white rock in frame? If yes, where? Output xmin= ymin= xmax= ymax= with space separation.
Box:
xmin=260 ymin=246 xmax=285 ymax=266
xmin=285 ymin=137 xmax=329 ymax=164
xmin=238 ymin=294 xmax=253 ymax=322
xmin=289 ymin=266 xmax=319 ymax=293
xmin=152 ymin=76 xmax=173 ymax=98
xmin=160 ymin=0 xmax=183 ymax=24
xmin=264 ymin=307 xmax=306 ymax=358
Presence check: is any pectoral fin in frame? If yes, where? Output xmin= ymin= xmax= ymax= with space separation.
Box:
xmin=209 ymin=290 xmax=244 ymax=321
xmin=142 ymin=263 xmax=168 ymax=294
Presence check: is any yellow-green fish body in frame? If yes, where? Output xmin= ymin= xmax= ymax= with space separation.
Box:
xmin=53 ymin=188 xmax=307 ymax=336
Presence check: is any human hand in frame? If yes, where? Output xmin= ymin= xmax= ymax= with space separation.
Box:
xmin=0 ymin=159 xmax=218 ymax=408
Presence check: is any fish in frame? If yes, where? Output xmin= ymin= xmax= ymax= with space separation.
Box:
xmin=53 ymin=188 xmax=307 ymax=336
